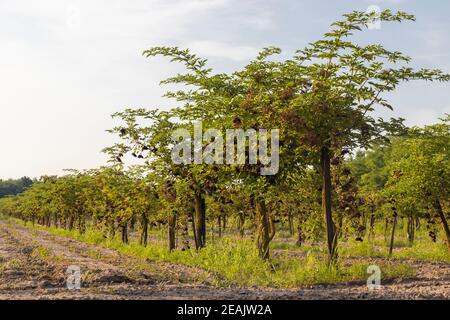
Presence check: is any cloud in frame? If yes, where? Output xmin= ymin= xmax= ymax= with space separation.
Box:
xmin=364 ymin=0 xmax=408 ymax=4
xmin=0 ymin=0 xmax=232 ymax=42
xmin=0 ymin=0 xmax=238 ymax=178
xmin=419 ymin=30 xmax=448 ymax=49
xmin=187 ymin=41 xmax=259 ymax=61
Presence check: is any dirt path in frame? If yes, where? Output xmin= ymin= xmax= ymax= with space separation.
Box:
xmin=0 ymin=219 xmax=448 ymax=300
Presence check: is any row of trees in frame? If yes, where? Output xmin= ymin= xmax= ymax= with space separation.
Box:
xmin=0 ymin=120 xmax=448 ymax=258
xmin=0 ymin=177 xmax=33 ymax=198
xmin=350 ymin=119 xmax=450 ymax=253
xmin=0 ymin=10 xmax=449 ymax=263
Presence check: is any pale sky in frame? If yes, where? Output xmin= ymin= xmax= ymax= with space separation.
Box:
xmin=1 ymin=0 xmax=449 ymax=179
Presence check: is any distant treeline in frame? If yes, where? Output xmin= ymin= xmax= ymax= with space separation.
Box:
xmin=0 ymin=177 xmax=34 ymax=198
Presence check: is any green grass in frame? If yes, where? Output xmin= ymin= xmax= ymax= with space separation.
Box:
xmin=270 ymin=241 xmax=321 ymax=253
xmin=30 ymin=245 xmax=65 ymax=262
xmin=4 ymin=218 xmax=414 ymax=288
xmin=31 ymin=246 xmax=50 ymax=259
xmin=0 ymin=215 xmax=430 ymax=288
xmin=50 ymin=228 xmax=416 ymax=288
xmin=395 ymin=241 xmax=450 ymax=263
xmin=4 ymin=258 xmax=22 ymax=269
xmin=270 ymin=223 xmax=450 ymax=264
xmin=340 ymin=238 xmax=450 ymax=263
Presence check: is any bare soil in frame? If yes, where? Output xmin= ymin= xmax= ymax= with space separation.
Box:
xmin=0 ymin=219 xmax=448 ymax=300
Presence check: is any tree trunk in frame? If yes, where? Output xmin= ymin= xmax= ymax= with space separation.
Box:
xmin=296 ymin=215 xmax=305 ymax=247
xmin=407 ymin=214 xmax=415 ymax=244
xmin=384 ymin=218 xmax=389 ymax=242
xmin=255 ymin=200 xmax=275 ymax=260
xmin=321 ymin=146 xmax=337 ymax=264
xmin=67 ymin=216 xmax=74 ymax=231
xmin=288 ymin=212 xmax=294 ymax=236
xmin=217 ymin=216 xmax=222 ymax=238
xmin=222 ymin=216 xmax=227 ymax=234
xmin=426 ymin=211 xmax=437 ymax=243
xmin=168 ymin=212 xmax=177 ymax=251
xmin=78 ymin=215 xmax=85 ymax=234
xmin=389 ymin=208 xmax=397 ymax=256
xmin=140 ymin=215 xmax=148 ymax=247
xmin=190 ymin=209 xmax=198 ymax=249
xmin=238 ymin=211 xmax=245 ymax=238
xmin=369 ymin=212 xmax=375 ymax=241
xmin=415 ymin=216 xmax=420 ymax=231
xmin=121 ymin=224 xmax=128 ymax=244
xmin=433 ymin=199 xmax=450 ymax=252
xmin=337 ymin=213 xmax=345 ymax=240
xmin=193 ymin=192 xmax=206 ymax=249
xmin=53 ymin=212 xmax=59 ymax=228
xmin=181 ymin=222 xmax=190 ymax=251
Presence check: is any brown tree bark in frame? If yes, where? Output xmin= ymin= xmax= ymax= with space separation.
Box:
xmin=222 ymin=216 xmax=227 ymax=234
xmin=426 ymin=210 xmax=437 ymax=242
xmin=407 ymin=214 xmax=415 ymax=244
xmin=415 ymin=216 xmax=421 ymax=231
xmin=190 ymin=209 xmax=198 ymax=249
xmin=288 ymin=212 xmax=294 ymax=236
xmin=433 ymin=199 xmax=450 ymax=252
xmin=321 ymin=146 xmax=337 ymax=264
xmin=67 ymin=216 xmax=74 ymax=231
xmin=121 ymin=224 xmax=128 ymax=244
xmin=168 ymin=212 xmax=177 ymax=251
xmin=238 ymin=211 xmax=245 ymax=238
xmin=369 ymin=211 xmax=375 ymax=241
xmin=296 ymin=215 xmax=305 ymax=247
xmin=255 ymin=200 xmax=275 ymax=260
xmin=217 ymin=216 xmax=222 ymax=237
xmin=78 ymin=214 xmax=86 ymax=234
xmin=53 ymin=212 xmax=59 ymax=228
xmin=384 ymin=218 xmax=389 ymax=242
xmin=140 ymin=214 xmax=148 ymax=247
xmin=389 ymin=207 xmax=397 ymax=256
xmin=193 ymin=191 xmax=206 ymax=249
